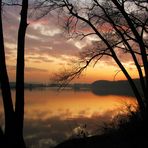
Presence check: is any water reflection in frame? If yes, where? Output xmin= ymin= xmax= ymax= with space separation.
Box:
xmin=24 ymin=111 xmax=116 ymax=148
xmin=0 ymin=89 xmax=136 ymax=148
xmin=24 ymin=89 xmax=136 ymax=119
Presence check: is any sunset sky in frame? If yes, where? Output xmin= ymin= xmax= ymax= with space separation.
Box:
xmin=3 ymin=6 xmax=139 ymax=83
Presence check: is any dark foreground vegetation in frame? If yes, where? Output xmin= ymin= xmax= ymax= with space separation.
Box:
xmin=55 ymin=110 xmax=148 ymax=148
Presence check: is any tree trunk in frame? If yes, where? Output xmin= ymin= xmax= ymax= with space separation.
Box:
xmin=112 ymin=0 xmax=148 ymax=121
xmin=0 ymin=1 xmax=16 ymax=146
xmin=112 ymin=51 xmax=147 ymax=120
xmin=15 ymin=0 xmax=28 ymax=147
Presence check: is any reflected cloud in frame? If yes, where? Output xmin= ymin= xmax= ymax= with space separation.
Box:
xmin=0 ymin=89 xmax=137 ymax=148
xmin=22 ymin=89 xmax=137 ymax=120
xmin=24 ymin=111 xmax=116 ymax=148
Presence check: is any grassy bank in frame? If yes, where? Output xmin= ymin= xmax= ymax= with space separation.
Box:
xmin=55 ymin=109 xmax=148 ymax=148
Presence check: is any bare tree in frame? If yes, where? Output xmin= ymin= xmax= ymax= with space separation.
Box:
xmin=0 ymin=0 xmax=28 ymax=147
xmin=37 ymin=0 xmax=148 ymax=121
xmin=15 ymin=0 xmax=28 ymax=147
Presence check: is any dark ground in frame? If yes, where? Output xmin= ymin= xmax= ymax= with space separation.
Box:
xmin=54 ymin=114 xmax=148 ymax=148
xmin=55 ymin=131 xmax=148 ymax=148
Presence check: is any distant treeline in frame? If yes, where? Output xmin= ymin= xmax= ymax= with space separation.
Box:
xmin=0 ymin=79 xmax=142 ymax=96
xmin=0 ymin=82 xmax=91 ymax=90
xmin=0 ymin=82 xmax=46 ymax=90
xmin=91 ymin=79 xmax=142 ymax=96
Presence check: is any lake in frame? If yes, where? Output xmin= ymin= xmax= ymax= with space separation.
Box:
xmin=0 ymin=88 xmax=136 ymax=148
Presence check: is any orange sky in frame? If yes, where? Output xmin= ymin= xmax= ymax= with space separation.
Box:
xmin=3 ymin=7 xmax=140 ymax=84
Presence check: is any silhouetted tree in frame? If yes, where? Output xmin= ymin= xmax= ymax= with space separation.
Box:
xmin=15 ymin=0 xmax=28 ymax=147
xmin=0 ymin=0 xmax=16 ymax=146
xmin=0 ymin=0 xmax=28 ymax=147
xmin=37 ymin=0 xmax=148 ymax=121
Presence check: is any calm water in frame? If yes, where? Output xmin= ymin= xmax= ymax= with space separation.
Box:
xmin=0 ymin=89 xmax=136 ymax=148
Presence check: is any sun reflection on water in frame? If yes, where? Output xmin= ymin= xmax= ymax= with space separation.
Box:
xmin=0 ymin=89 xmax=137 ymax=148
xmin=23 ymin=89 xmax=137 ymax=120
